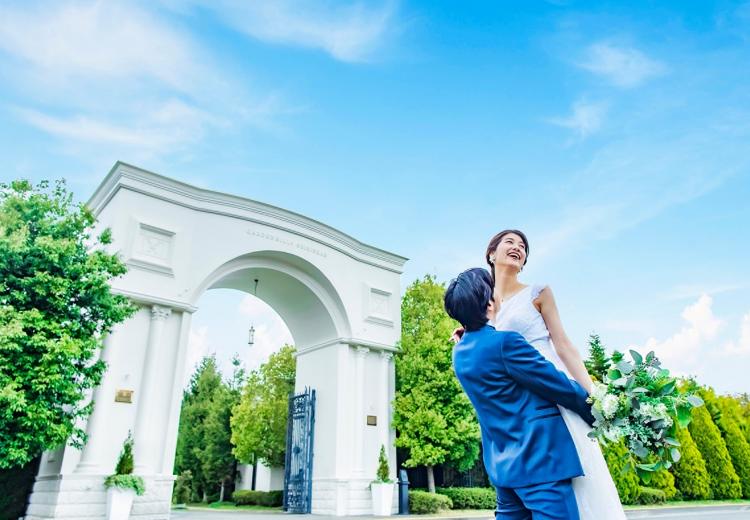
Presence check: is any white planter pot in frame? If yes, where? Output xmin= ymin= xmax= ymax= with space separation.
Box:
xmin=371 ymin=482 xmax=395 ymax=516
xmin=106 ymin=487 xmax=136 ymax=520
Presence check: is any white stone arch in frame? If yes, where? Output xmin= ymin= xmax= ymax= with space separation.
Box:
xmin=194 ymin=250 xmax=352 ymax=346
xmin=26 ymin=162 xmax=406 ymax=520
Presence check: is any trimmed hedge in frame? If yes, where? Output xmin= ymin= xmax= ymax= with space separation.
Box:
xmin=636 ymin=486 xmax=666 ymax=505
xmin=670 ymin=426 xmax=711 ymax=500
xmin=602 ymin=440 xmax=640 ymax=505
xmin=644 ymin=469 xmax=677 ymax=501
xmin=716 ymin=397 xmax=750 ymax=498
xmin=409 ymin=490 xmax=453 ymax=513
xmin=689 ymin=404 xmax=742 ymax=499
xmin=231 ymin=490 xmax=283 ymax=507
xmin=436 ymin=487 xmax=495 ymax=509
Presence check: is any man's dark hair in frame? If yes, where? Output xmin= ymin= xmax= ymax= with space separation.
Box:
xmin=444 ymin=268 xmax=494 ymax=332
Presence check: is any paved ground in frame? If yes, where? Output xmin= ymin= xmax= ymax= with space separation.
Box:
xmin=171 ymin=504 xmax=750 ymax=520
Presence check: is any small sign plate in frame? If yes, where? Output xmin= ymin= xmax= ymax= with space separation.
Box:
xmin=367 ymin=415 xmax=377 ymax=426
xmin=115 ymin=389 xmax=133 ymax=403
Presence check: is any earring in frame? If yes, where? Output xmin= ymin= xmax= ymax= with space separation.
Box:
xmin=489 ymin=255 xmax=495 ymax=263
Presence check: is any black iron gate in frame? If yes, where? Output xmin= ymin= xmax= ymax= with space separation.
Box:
xmin=283 ymin=388 xmax=316 ymax=513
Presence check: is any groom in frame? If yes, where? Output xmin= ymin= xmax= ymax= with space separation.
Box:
xmin=445 ymin=268 xmax=595 ymax=520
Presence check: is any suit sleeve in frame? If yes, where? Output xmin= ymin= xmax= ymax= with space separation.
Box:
xmin=500 ymin=332 xmax=595 ymax=426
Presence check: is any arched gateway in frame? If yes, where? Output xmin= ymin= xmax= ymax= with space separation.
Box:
xmin=26 ymin=162 xmax=406 ymax=519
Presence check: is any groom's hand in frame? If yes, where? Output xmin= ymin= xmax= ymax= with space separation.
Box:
xmin=450 ymin=327 xmax=465 ymax=343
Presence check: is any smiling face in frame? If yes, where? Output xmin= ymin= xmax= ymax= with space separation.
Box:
xmin=492 ymin=232 xmax=528 ymax=272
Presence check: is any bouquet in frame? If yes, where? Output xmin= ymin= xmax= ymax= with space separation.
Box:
xmin=586 ymin=349 xmax=704 ymax=481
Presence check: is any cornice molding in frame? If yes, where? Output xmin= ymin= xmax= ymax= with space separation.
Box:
xmin=88 ymin=162 xmax=407 ymax=273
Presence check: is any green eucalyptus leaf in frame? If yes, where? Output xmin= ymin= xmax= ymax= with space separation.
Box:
xmin=687 ymin=395 xmax=704 ymax=407
xmin=629 ymin=349 xmax=643 ymax=365
xmin=616 ymin=360 xmax=634 ymax=375
xmin=658 ymin=380 xmax=676 ymax=397
xmin=670 ymin=448 xmax=681 ymax=463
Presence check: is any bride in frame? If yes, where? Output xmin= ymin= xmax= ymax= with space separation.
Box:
xmin=484 ymin=229 xmax=625 ymax=518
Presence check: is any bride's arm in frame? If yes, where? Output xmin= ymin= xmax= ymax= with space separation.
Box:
xmin=535 ymin=287 xmax=594 ymax=394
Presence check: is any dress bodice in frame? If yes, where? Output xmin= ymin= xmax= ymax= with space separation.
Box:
xmin=493 ymin=284 xmax=570 ymax=376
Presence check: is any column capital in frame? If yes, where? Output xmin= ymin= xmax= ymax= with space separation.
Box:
xmin=379 ymin=351 xmax=393 ymax=361
xmin=355 ymin=346 xmax=370 ymax=356
xmin=151 ymin=305 xmax=172 ymax=321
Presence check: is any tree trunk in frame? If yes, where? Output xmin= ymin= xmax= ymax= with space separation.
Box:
xmin=202 ymin=490 xmax=207 ymax=503
xmin=219 ymin=481 xmax=225 ymax=503
xmin=426 ymin=466 xmax=436 ymax=493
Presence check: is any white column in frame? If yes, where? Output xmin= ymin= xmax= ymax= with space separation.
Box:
xmin=378 ymin=351 xmax=393 ymax=454
xmin=160 ymin=310 xmax=193 ymax=474
xmin=133 ymin=305 xmax=172 ymax=474
xmin=353 ymin=346 xmax=369 ymax=476
xmin=75 ymin=336 xmax=116 ymax=474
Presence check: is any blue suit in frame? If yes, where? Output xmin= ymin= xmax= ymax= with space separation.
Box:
xmin=453 ymin=325 xmax=595 ymax=519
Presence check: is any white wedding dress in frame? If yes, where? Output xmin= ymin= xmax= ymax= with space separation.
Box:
xmin=493 ymin=284 xmax=626 ymax=519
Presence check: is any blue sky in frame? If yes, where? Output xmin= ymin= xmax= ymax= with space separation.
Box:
xmin=1 ymin=1 xmax=748 ymax=393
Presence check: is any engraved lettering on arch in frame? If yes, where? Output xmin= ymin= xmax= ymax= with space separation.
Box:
xmin=245 ymin=228 xmax=327 ymax=258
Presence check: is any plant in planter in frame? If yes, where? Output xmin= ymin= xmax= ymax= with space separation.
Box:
xmin=371 ymin=445 xmax=395 ymax=516
xmin=104 ymin=432 xmax=145 ymax=520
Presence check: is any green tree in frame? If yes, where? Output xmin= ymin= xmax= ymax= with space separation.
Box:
xmin=392 ymin=276 xmax=480 ymax=493
xmin=584 ymin=333 xmax=611 ymax=381
xmin=670 ymin=425 xmax=711 ymax=500
xmin=175 ymin=356 xmax=234 ymax=502
xmin=602 ymin=440 xmax=640 ymax=505
xmin=0 ymin=179 xmax=135 ymax=469
xmin=231 ymin=344 xmax=296 ymax=467
xmin=688 ymin=402 xmax=742 ymax=499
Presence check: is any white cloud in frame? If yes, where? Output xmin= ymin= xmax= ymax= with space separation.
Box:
xmin=0 ymin=1 xmax=281 ymax=160
xmin=17 ymin=100 xmax=216 ymax=155
xmin=180 ymin=0 xmax=398 ymax=62
xmin=579 ymin=42 xmax=665 ymax=88
xmin=724 ymin=311 xmax=750 ymax=356
xmin=533 ymin=125 xmax=745 ymax=264
xmin=0 ymin=1 xmax=204 ymax=95
xmin=548 ymin=99 xmax=608 ymax=138
xmin=663 ymin=282 xmax=747 ymax=301
xmin=639 ymin=295 xmax=723 ymax=370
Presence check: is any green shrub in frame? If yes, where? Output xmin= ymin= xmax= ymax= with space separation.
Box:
xmin=689 ymin=404 xmax=742 ymax=499
xmin=602 ymin=440 xmax=640 ymax=505
xmin=172 ymin=470 xmax=193 ymax=505
xmin=644 ymin=468 xmax=677 ymax=500
xmin=103 ymin=475 xmax=145 ymax=496
xmin=436 ymin=487 xmax=495 ymax=509
xmin=409 ymin=490 xmax=453 ymax=513
xmin=104 ymin=433 xmax=144 ymax=496
xmin=636 ymin=486 xmax=666 ymax=505
xmin=375 ymin=445 xmax=393 ymax=483
xmin=231 ymin=490 xmax=283 ymax=507
xmin=670 ymin=426 xmax=711 ymax=500
xmin=716 ymin=397 xmax=750 ymax=498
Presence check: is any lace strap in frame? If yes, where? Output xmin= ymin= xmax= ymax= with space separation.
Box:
xmin=531 ymin=284 xmax=548 ymax=301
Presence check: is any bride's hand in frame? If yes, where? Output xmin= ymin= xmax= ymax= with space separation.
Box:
xmin=451 ymin=327 xmax=465 ymax=343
